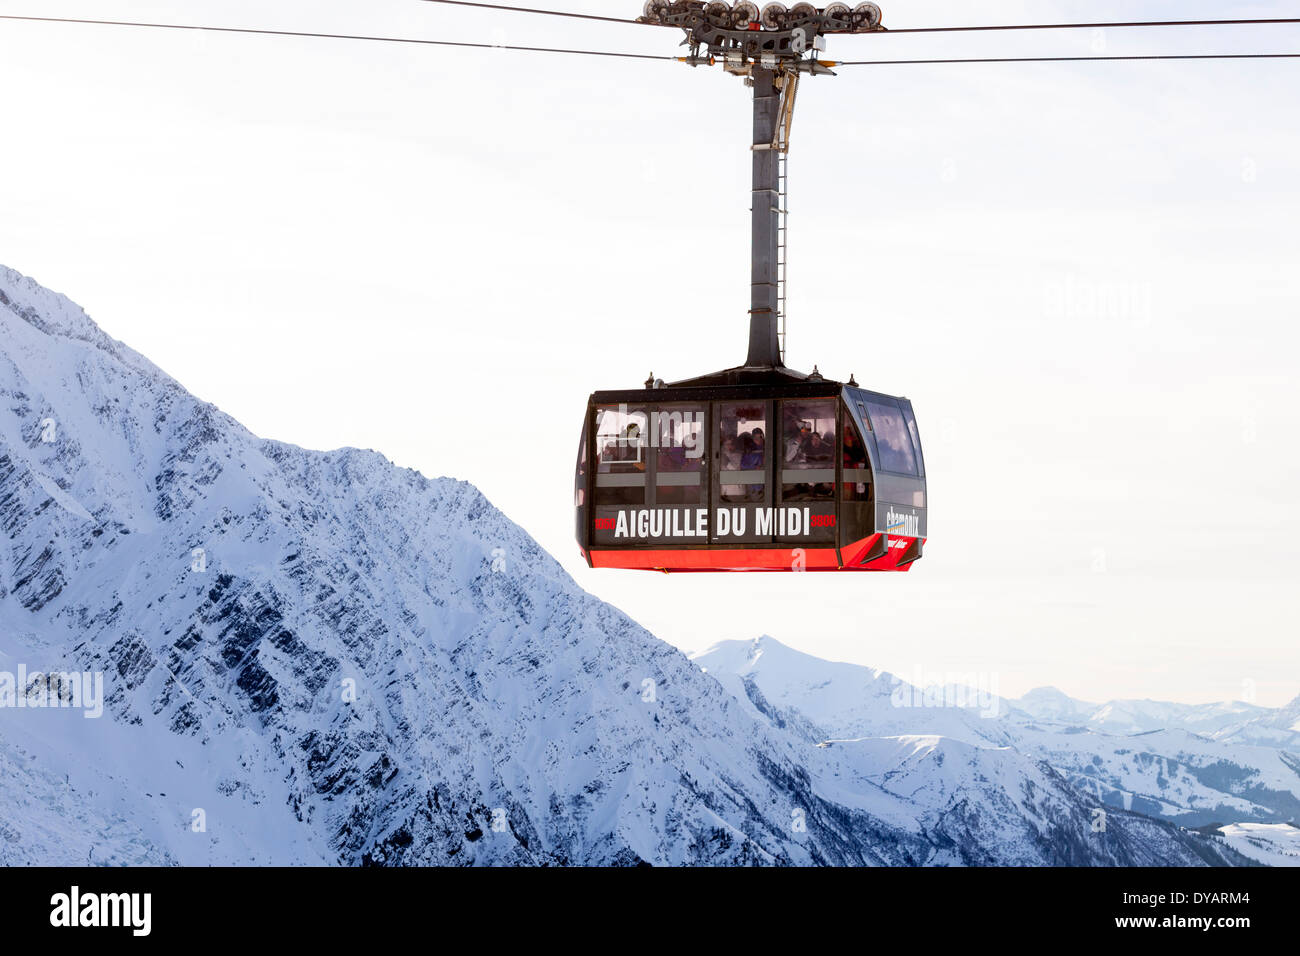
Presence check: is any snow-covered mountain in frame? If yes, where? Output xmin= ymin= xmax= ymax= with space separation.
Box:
xmin=694 ymin=631 xmax=1014 ymax=748
xmin=1015 ymin=686 xmax=1101 ymax=725
xmin=0 ymin=265 xmax=1255 ymax=866
xmin=1215 ymin=695 xmax=1300 ymax=752
xmin=1214 ymin=822 xmax=1300 ymax=867
xmin=1014 ymin=686 xmax=1298 ymax=748
xmin=696 ymin=637 xmax=1300 ymax=842
xmin=1007 ymin=725 xmax=1300 ymax=828
xmin=1010 ymin=685 xmax=1300 ymax=810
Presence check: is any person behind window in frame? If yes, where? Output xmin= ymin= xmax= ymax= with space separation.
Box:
xmin=806 ymin=431 xmax=833 ymax=464
xmin=606 ymin=423 xmax=644 ymax=469
xmin=787 ymin=421 xmax=812 ymax=463
xmin=658 ymin=435 xmax=687 ymax=470
xmin=742 ymin=427 xmax=766 ymax=501
xmin=721 ymin=434 xmax=745 ymax=501
xmin=843 ymin=426 xmax=863 ymax=464
xmin=603 ymin=422 xmax=645 ymax=504
xmin=843 ymin=425 xmax=868 ymax=499
xmin=781 ymin=407 xmax=800 ymax=455
xmin=656 ymin=438 xmax=685 ymax=503
xmin=784 ymin=423 xmax=815 ymax=499
xmin=805 ymin=430 xmax=833 ymax=498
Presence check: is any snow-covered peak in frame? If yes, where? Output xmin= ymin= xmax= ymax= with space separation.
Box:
xmin=0 ymin=265 xmax=174 ymax=388
xmin=1015 ymin=686 xmax=1098 ymax=722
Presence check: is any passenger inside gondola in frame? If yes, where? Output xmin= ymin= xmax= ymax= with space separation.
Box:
xmin=843 ymin=422 xmax=870 ymax=501
xmin=786 ymin=421 xmax=812 ymax=463
xmin=742 ymin=427 xmax=765 ymax=500
xmin=656 ymin=412 xmax=705 ymax=504
xmin=601 ymin=422 xmax=645 ymax=505
xmin=808 ymin=431 xmax=834 ymax=498
xmin=782 ymin=402 xmax=838 ymax=502
xmin=604 ymin=423 xmax=644 ymax=469
xmin=784 ymin=420 xmax=815 ymax=497
xmin=721 ymin=434 xmax=745 ymax=501
xmin=657 ymin=440 xmax=686 ymax=503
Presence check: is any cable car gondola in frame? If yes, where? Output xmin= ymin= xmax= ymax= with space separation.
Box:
xmin=575 ymin=3 xmax=925 ymax=573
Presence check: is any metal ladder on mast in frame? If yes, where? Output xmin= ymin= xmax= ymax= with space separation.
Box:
xmin=774 ymin=70 xmax=798 ymax=364
xmin=776 ymin=145 xmax=788 ymax=363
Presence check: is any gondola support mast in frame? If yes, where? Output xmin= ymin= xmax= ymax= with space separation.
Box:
xmin=641 ymin=2 xmax=885 ymax=369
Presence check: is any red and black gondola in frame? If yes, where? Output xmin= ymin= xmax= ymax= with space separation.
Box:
xmin=575 ymin=366 xmax=925 ymax=572
xmin=574 ymin=3 xmax=923 ymax=573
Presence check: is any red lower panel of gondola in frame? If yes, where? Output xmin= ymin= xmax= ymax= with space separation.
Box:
xmin=585 ymin=534 xmax=924 ymax=573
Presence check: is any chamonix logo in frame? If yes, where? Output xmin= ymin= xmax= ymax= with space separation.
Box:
xmin=885 ymin=508 xmax=920 ymax=538
xmin=49 ymin=886 xmax=151 ymax=936
xmin=0 ymin=666 xmax=104 ymax=718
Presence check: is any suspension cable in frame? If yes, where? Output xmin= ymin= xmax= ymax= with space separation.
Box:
xmin=874 ymin=17 xmax=1300 ymax=36
xmin=420 ymin=2 xmax=1300 ymax=37
xmin=0 ymin=14 xmax=672 ymax=60
xmin=418 ymin=0 xmax=647 ymax=26
xmin=3 ymin=12 xmax=1297 ymax=68
xmin=836 ymin=52 xmax=1300 ymax=66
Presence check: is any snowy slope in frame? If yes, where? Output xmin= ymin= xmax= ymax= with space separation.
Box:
xmin=1009 ymin=725 xmax=1300 ymax=827
xmin=813 ymin=735 xmax=1216 ymax=867
xmin=0 ymin=265 xmax=1249 ymax=866
xmin=1215 ymin=696 xmax=1300 ymax=752
xmin=1215 ymin=823 xmax=1300 ymax=867
xmin=696 ymin=632 xmax=1013 ymax=747
xmin=697 ymin=637 xmax=1300 ymax=833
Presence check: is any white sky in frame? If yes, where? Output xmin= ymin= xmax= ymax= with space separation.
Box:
xmin=1 ymin=0 xmax=1297 ymax=706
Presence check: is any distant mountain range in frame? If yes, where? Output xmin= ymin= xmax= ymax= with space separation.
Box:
xmin=1013 ymin=684 xmax=1300 ymax=748
xmin=0 ymin=264 xmax=1285 ymax=866
xmin=696 ymin=637 xmax=1300 ymax=833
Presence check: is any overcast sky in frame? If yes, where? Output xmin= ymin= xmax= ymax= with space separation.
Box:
xmin=1 ymin=0 xmax=1297 ymax=706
